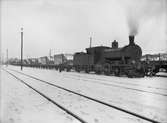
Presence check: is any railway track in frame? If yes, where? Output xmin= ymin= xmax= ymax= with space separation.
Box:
xmin=5 ymin=68 xmax=161 ymax=123
xmin=4 ymin=69 xmax=87 ymax=123
xmin=62 ymin=74 xmax=167 ymax=97
xmin=65 ymin=72 xmax=167 ymax=91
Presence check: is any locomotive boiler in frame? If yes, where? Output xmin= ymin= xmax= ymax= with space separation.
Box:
xmin=73 ymin=35 xmax=145 ymax=77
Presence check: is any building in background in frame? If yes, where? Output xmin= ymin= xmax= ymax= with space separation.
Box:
xmin=141 ymin=53 xmax=167 ymax=61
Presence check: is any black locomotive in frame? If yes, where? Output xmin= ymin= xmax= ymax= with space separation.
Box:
xmin=73 ymin=35 xmax=145 ymax=77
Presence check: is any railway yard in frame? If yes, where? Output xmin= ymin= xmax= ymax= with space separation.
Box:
xmin=1 ymin=0 xmax=167 ymax=122
xmin=1 ymin=65 xmax=167 ymax=123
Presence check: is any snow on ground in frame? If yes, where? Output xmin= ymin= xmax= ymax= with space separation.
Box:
xmin=6 ymin=69 xmax=150 ymax=123
xmin=0 ymin=68 xmax=81 ymax=123
xmin=2 ymin=65 xmax=167 ymax=123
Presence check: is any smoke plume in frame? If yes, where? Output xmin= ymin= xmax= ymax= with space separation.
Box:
xmin=124 ymin=0 xmax=167 ymax=36
xmin=127 ymin=11 xmax=139 ymax=36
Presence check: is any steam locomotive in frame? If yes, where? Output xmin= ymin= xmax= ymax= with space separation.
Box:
xmin=73 ymin=35 xmax=145 ymax=77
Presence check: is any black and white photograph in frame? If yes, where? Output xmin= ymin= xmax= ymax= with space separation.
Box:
xmin=0 ymin=0 xmax=167 ymax=123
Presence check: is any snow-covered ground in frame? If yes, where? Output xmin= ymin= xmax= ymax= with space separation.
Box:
xmin=1 ymin=65 xmax=167 ymax=123
xmin=0 ymin=67 xmax=82 ymax=123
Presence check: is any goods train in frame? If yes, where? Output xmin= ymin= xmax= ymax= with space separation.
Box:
xmin=9 ymin=35 xmax=167 ymax=77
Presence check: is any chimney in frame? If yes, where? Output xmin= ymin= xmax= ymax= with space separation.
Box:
xmin=112 ymin=40 xmax=118 ymax=49
xmin=129 ymin=35 xmax=135 ymax=45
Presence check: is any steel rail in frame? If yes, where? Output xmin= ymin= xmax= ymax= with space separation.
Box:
xmin=8 ymin=68 xmax=161 ymax=123
xmin=4 ymin=69 xmax=88 ymax=123
xmin=63 ymin=75 xmax=167 ymax=96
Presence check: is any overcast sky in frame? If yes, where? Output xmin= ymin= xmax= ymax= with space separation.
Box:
xmin=1 ymin=0 xmax=167 ymax=59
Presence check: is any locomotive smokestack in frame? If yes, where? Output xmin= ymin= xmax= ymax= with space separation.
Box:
xmin=129 ymin=35 xmax=135 ymax=45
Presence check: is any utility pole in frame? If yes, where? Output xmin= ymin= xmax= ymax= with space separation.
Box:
xmin=49 ymin=49 xmax=51 ymax=58
xmin=21 ymin=27 xmax=23 ymax=70
xmin=6 ymin=49 xmax=8 ymax=67
xmin=89 ymin=37 xmax=92 ymax=48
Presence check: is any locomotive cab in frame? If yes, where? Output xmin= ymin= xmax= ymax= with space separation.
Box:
xmin=86 ymin=46 xmax=110 ymax=64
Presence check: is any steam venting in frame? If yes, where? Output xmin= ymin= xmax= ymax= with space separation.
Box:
xmin=127 ymin=12 xmax=139 ymax=36
xmin=125 ymin=0 xmax=166 ymax=36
